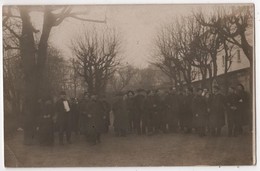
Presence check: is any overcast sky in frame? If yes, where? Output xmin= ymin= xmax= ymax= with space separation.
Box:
xmin=30 ymin=5 xmax=196 ymax=68
xmin=29 ymin=4 xmax=251 ymax=68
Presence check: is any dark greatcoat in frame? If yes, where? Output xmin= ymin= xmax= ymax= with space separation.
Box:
xmin=164 ymin=93 xmax=180 ymax=127
xmin=113 ymin=97 xmax=129 ymax=131
xmin=55 ymin=99 xmax=71 ymax=128
xmin=100 ymin=100 xmax=111 ymax=133
xmin=192 ymin=95 xmax=208 ymax=127
xmin=78 ymin=99 xmax=89 ymax=134
xmin=226 ymin=92 xmax=240 ymax=135
xmin=85 ymin=100 xmax=103 ymax=135
xmin=150 ymin=94 xmax=161 ymax=129
xmin=126 ymin=97 xmax=135 ymax=130
xmin=236 ymin=90 xmax=250 ymax=126
xmin=132 ymin=94 xmax=145 ymax=133
xmin=209 ymin=93 xmax=226 ymax=128
xmin=38 ymin=101 xmax=54 ymax=145
xmin=55 ymin=99 xmax=72 ymax=143
xmin=181 ymin=94 xmax=193 ymax=127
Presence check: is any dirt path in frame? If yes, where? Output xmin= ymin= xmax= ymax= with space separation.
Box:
xmin=5 ymin=131 xmax=254 ymax=167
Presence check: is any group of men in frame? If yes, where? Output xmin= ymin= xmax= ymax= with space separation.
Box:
xmin=121 ymin=84 xmax=250 ymax=138
xmin=37 ymin=83 xmax=250 ymax=146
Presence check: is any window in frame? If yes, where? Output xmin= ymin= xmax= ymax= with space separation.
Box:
xmin=222 ymin=55 xmax=225 ymax=67
xmin=237 ymin=49 xmax=241 ymax=63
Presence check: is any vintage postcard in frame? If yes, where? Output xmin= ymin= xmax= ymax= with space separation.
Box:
xmin=2 ymin=2 xmax=256 ymax=167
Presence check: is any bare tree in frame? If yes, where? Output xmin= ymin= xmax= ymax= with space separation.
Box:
xmin=194 ymin=6 xmax=253 ymax=92
xmin=109 ymin=65 xmax=137 ymax=92
xmin=153 ymin=17 xmax=200 ymax=89
xmin=71 ymin=27 xmax=121 ymax=95
xmin=3 ymin=5 xmax=106 ymax=144
xmin=194 ymin=6 xmax=253 ymax=66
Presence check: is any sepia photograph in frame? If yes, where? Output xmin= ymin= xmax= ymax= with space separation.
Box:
xmin=2 ymin=1 xmax=256 ymax=167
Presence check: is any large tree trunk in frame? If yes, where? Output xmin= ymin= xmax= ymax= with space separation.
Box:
xmin=20 ymin=7 xmax=53 ymax=145
xmin=20 ymin=7 xmax=38 ymax=145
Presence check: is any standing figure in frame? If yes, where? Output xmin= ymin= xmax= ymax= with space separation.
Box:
xmin=226 ymin=87 xmax=239 ymax=137
xmin=113 ymin=93 xmax=129 ymax=137
xmin=70 ymin=97 xmax=79 ymax=135
xmin=192 ymin=88 xmax=208 ymax=137
xmin=181 ymin=87 xmax=194 ymax=133
xmin=100 ymin=95 xmax=111 ymax=134
xmin=55 ymin=91 xmax=72 ymax=145
xmin=209 ymin=86 xmax=226 ymax=136
xmin=86 ymin=94 xmax=103 ymax=145
xmin=133 ymin=89 xmax=145 ymax=135
xmin=78 ymin=92 xmax=90 ymax=140
xmin=236 ymin=83 xmax=250 ymax=135
xmin=126 ymin=91 xmax=135 ymax=133
xmin=38 ymin=96 xmax=54 ymax=146
xmin=150 ymin=90 xmax=162 ymax=133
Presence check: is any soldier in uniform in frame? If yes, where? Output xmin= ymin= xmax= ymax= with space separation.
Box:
xmin=141 ymin=90 xmax=151 ymax=135
xmin=180 ymin=87 xmax=194 ymax=133
xmin=150 ymin=90 xmax=162 ymax=133
xmin=70 ymin=97 xmax=79 ymax=135
xmin=113 ymin=93 xmax=129 ymax=137
xmin=236 ymin=83 xmax=250 ymax=135
xmin=167 ymin=89 xmax=180 ymax=133
xmin=78 ymin=92 xmax=90 ymax=140
xmin=178 ymin=89 xmax=186 ymax=133
xmin=192 ymin=88 xmax=208 ymax=137
xmin=226 ymin=86 xmax=239 ymax=137
xmin=126 ymin=91 xmax=135 ymax=133
xmin=38 ymin=96 xmax=54 ymax=146
xmin=55 ymin=91 xmax=72 ymax=145
xmin=85 ymin=94 xmax=103 ymax=145
xmin=99 ymin=95 xmax=111 ymax=134
xmin=132 ymin=89 xmax=145 ymax=135
xmin=209 ymin=86 xmax=226 ymax=136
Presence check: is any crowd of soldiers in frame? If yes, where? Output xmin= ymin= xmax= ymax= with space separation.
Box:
xmin=36 ymin=83 xmax=250 ymax=146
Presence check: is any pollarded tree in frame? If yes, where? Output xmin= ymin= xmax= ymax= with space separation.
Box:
xmin=71 ymin=27 xmax=121 ymax=95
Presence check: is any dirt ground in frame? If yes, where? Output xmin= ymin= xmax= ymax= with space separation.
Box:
xmin=4 ymin=129 xmax=254 ymax=167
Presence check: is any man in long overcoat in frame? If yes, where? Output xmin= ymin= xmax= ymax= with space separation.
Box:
xmin=85 ymin=94 xmax=103 ymax=145
xmin=192 ymin=88 xmax=208 ymax=137
xmin=236 ymin=83 xmax=250 ymax=134
xmin=226 ymin=86 xmax=239 ymax=137
xmin=78 ymin=92 xmax=90 ymax=140
xmin=181 ymin=87 xmax=194 ymax=133
xmin=132 ymin=89 xmax=145 ymax=135
xmin=126 ymin=91 xmax=135 ymax=133
xmin=38 ymin=96 xmax=54 ymax=146
xmin=113 ymin=93 xmax=129 ymax=137
xmin=209 ymin=86 xmax=226 ymax=136
xmin=55 ymin=91 xmax=72 ymax=145
xmin=99 ymin=96 xmax=111 ymax=134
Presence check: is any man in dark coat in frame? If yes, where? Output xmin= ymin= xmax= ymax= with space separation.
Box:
xmin=78 ymin=92 xmax=90 ymax=140
xmin=112 ymin=93 xmax=129 ymax=137
xmin=181 ymin=87 xmax=194 ymax=133
xmin=236 ymin=83 xmax=250 ymax=134
xmin=126 ymin=91 xmax=135 ymax=133
xmin=209 ymin=86 xmax=226 ymax=136
xmin=85 ymin=94 xmax=103 ymax=145
xmin=70 ymin=97 xmax=79 ymax=135
xmin=132 ymin=89 xmax=145 ymax=135
xmin=99 ymin=95 xmax=111 ymax=134
xmin=192 ymin=88 xmax=208 ymax=137
xmin=38 ymin=96 xmax=54 ymax=146
xmin=55 ymin=91 xmax=72 ymax=145
xmin=150 ymin=90 xmax=162 ymax=133
xmin=167 ymin=89 xmax=180 ymax=133
xmin=226 ymin=86 xmax=239 ymax=137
